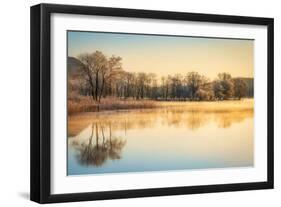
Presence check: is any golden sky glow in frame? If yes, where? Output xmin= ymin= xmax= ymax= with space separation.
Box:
xmin=68 ymin=31 xmax=254 ymax=79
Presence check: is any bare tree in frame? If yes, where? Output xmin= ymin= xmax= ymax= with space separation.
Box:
xmin=99 ymin=55 xmax=122 ymax=101
xmin=186 ymin=72 xmax=206 ymax=100
xmin=72 ymin=51 xmax=253 ymax=103
xmin=215 ymin=73 xmax=234 ymax=100
xmin=233 ymin=78 xmax=248 ymax=99
xmin=78 ymin=51 xmax=107 ymax=101
xmin=78 ymin=52 xmax=124 ymax=102
xmin=77 ymin=53 xmax=96 ymax=100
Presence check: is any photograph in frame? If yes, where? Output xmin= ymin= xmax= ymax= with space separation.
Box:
xmin=29 ymin=3 xmax=273 ymax=203
xmin=67 ymin=31 xmax=254 ymax=176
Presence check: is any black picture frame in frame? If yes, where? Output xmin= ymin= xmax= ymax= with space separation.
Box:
xmin=30 ymin=3 xmax=274 ymax=204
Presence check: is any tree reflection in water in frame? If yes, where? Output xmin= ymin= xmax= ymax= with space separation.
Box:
xmin=68 ymin=101 xmax=254 ymax=174
xmin=68 ymin=107 xmax=253 ymax=137
xmin=75 ymin=123 xmax=126 ymax=167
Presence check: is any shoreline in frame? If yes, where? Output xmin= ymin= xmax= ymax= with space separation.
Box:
xmin=67 ymin=99 xmax=254 ymax=137
xmin=68 ymin=98 xmax=254 ymax=116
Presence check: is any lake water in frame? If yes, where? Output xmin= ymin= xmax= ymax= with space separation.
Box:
xmin=67 ymin=100 xmax=254 ymax=175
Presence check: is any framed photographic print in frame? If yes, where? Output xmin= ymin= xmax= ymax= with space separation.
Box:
xmin=30 ymin=3 xmax=274 ymax=203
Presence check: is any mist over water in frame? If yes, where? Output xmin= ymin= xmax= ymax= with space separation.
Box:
xmin=67 ymin=101 xmax=254 ymax=175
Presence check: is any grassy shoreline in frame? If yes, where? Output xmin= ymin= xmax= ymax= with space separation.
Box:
xmin=68 ymin=96 xmax=253 ymax=115
xmin=68 ymin=97 xmax=159 ymax=115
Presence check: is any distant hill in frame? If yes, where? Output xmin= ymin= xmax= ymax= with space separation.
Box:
xmin=67 ymin=57 xmax=84 ymax=76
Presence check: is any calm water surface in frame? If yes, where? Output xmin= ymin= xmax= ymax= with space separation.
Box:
xmin=67 ymin=101 xmax=253 ymax=175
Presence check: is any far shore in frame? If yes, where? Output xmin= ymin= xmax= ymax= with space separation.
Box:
xmin=68 ymin=97 xmax=254 ymax=115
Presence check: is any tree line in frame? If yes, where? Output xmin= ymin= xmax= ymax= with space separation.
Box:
xmin=69 ymin=50 xmax=252 ymax=102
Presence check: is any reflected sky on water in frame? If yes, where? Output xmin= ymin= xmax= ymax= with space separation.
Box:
xmin=68 ymin=103 xmax=253 ymax=175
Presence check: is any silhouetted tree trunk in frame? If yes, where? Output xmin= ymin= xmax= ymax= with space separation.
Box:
xmin=95 ymin=123 xmax=99 ymax=149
